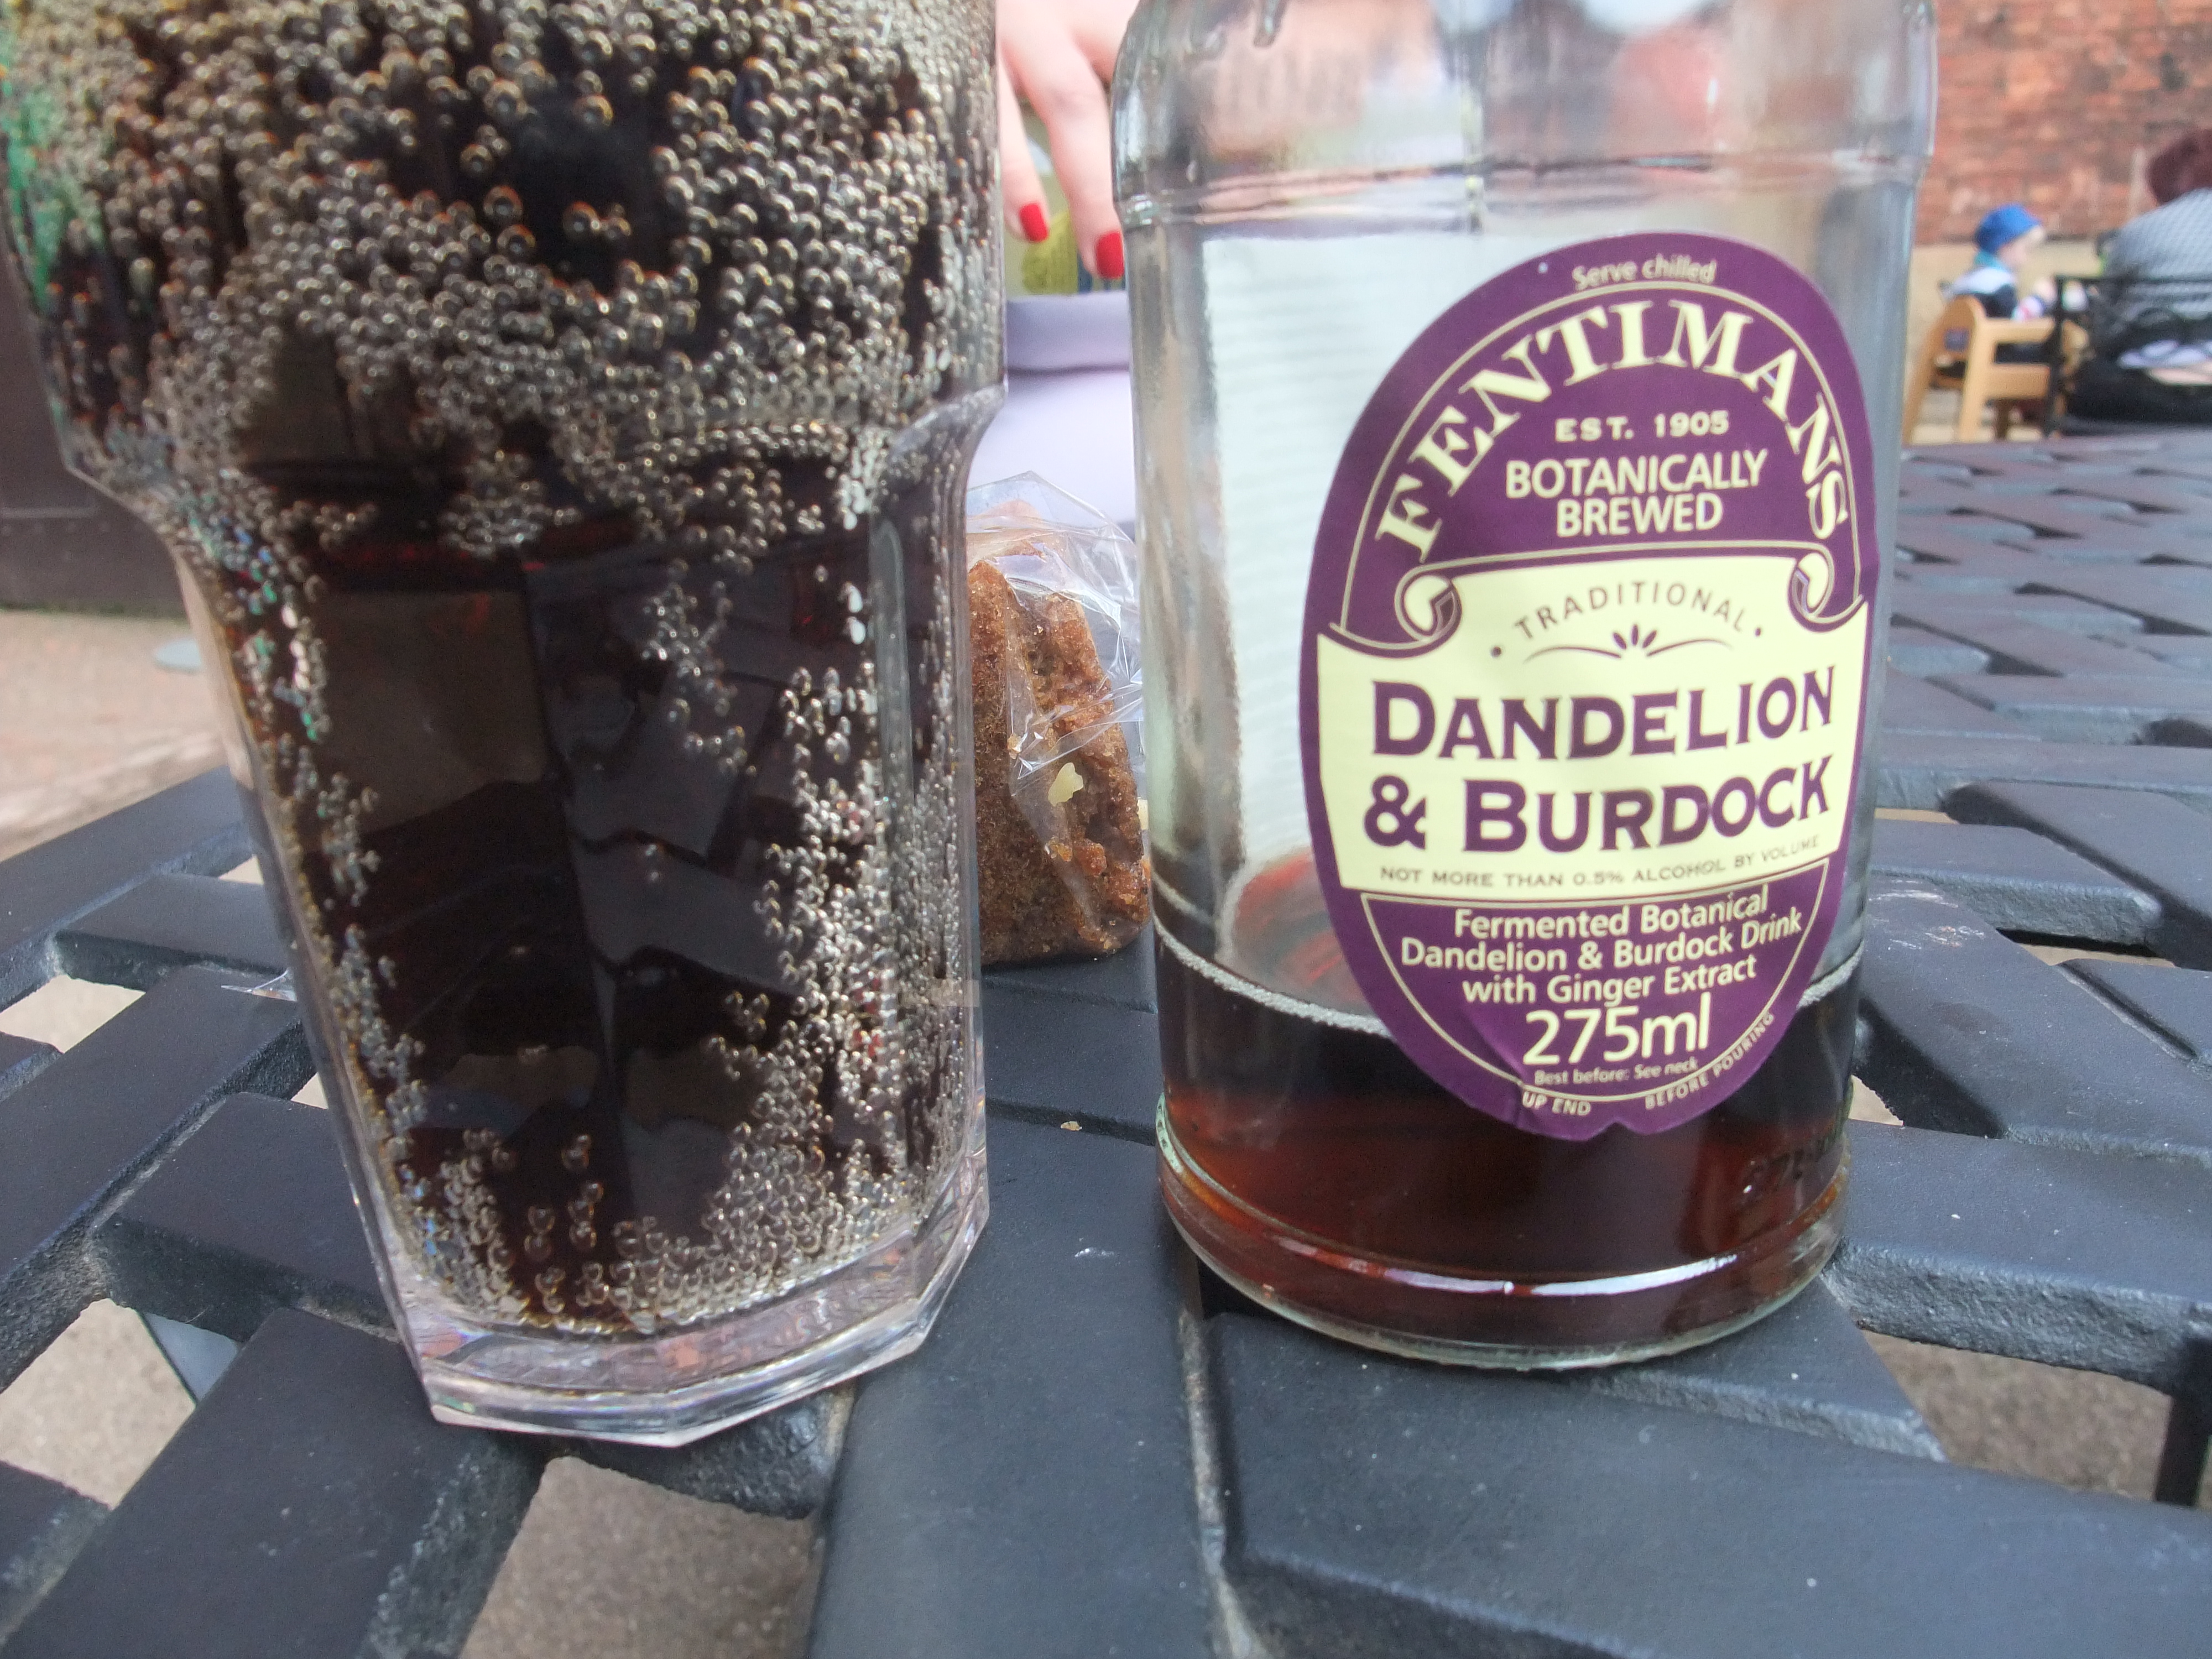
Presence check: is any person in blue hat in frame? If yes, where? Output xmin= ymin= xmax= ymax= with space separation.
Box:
xmin=1946 ymin=203 xmax=2053 ymax=325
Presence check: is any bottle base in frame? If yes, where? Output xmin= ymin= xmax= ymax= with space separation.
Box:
xmin=395 ymin=1151 xmax=987 ymax=1446
xmin=1160 ymin=1104 xmax=1843 ymax=1369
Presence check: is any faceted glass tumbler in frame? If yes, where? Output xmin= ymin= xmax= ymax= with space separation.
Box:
xmin=1 ymin=0 xmax=1001 ymax=1443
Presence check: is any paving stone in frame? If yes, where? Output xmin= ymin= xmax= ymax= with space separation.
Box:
xmin=1567 ymin=1280 xmax=1940 ymax=1458
xmin=1916 ymin=515 xmax=2036 ymax=543
xmin=807 ymin=1116 xmax=1210 ymax=1659
xmin=1885 ymin=625 xmax=1990 ymax=677
xmin=2135 ymin=453 xmax=2212 ymax=488
xmin=1858 ymin=881 xmax=2212 ymax=1164
xmin=1898 ymin=459 xmax=1976 ymax=484
xmin=1876 ymin=675 xmax=2038 ymax=739
xmin=2048 ymin=457 xmax=2173 ymax=475
xmin=1896 ymin=493 xmax=1961 ymax=516
xmin=1930 ymin=673 xmax=2212 ymax=743
xmin=94 ymin=1091 xmax=386 ymax=1343
xmin=0 ymin=1032 xmax=54 ymax=1102
xmin=3 ymin=1309 xmax=541 ymax=1659
xmin=1831 ymin=1120 xmax=2212 ymax=1390
xmin=1945 ymin=440 xmax=2156 ymax=465
xmin=1921 ymin=474 xmax=2060 ymax=497
xmin=1900 ymin=479 xmax=2177 ymax=543
xmin=1891 ymin=615 xmax=2178 ymax=677
xmin=1894 ymin=552 xmax=2165 ymax=600
xmin=53 ymin=873 xmax=287 ymax=989
xmin=980 ymin=980 xmax=1162 ymax=1141
xmin=1893 ymin=593 xmax=2146 ymax=637
xmin=1207 ymin=1308 xmax=2212 ymax=1659
xmin=1875 ymin=734 xmax=2212 ymax=813
xmin=0 ymin=968 xmax=311 ymax=1385
xmin=0 ymin=1464 xmax=105 ymax=1644
xmin=2130 ymin=564 xmax=2212 ymax=591
xmin=2146 ymin=541 xmax=2212 ymax=573
xmin=0 ymin=769 xmax=247 ymax=1008
xmin=2023 ymin=565 xmax=2212 ymax=637
xmin=1868 ymin=819 xmax=2158 ymax=943
xmin=2052 ymin=476 xmax=2212 ymax=517
xmin=1897 ymin=544 xmax=2133 ymax=598
xmin=1945 ymin=781 xmax=2212 ymax=969
xmin=2013 ymin=540 xmax=2189 ymax=564
xmin=2065 ymin=960 xmax=2212 ymax=1063
xmin=1892 ymin=541 xmax=2065 ymax=583
xmin=2043 ymin=494 xmax=2151 ymax=523
xmin=984 ymin=929 xmax=1156 ymax=1012
xmin=2135 ymin=638 xmax=2212 ymax=673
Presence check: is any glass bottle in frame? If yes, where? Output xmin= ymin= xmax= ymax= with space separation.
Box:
xmin=2 ymin=0 xmax=999 ymax=1441
xmin=1116 ymin=0 xmax=1933 ymax=1363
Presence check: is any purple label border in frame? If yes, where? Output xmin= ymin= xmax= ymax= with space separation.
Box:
xmin=1297 ymin=231 xmax=1879 ymax=1139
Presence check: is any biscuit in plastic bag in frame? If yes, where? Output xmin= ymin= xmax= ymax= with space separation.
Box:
xmin=967 ymin=475 xmax=1149 ymax=964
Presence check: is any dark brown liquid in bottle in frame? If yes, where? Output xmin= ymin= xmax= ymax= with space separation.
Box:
xmin=1158 ymin=852 xmax=1854 ymax=1360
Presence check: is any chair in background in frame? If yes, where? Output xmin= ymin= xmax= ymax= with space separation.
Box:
xmin=1903 ymin=295 xmax=2056 ymax=442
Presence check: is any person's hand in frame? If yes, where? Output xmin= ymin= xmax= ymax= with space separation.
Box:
xmin=997 ymin=0 xmax=1139 ymax=280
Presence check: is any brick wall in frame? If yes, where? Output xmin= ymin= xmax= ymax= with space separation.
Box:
xmin=1921 ymin=0 xmax=2212 ymax=243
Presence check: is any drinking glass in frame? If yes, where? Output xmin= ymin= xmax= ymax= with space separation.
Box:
xmin=2 ymin=0 xmax=1000 ymax=1442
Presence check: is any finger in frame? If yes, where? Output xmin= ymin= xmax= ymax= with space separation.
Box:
xmin=1003 ymin=30 xmax=1120 ymax=278
xmin=997 ymin=56 xmax=1051 ymax=244
xmin=1065 ymin=0 xmax=1140 ymax=80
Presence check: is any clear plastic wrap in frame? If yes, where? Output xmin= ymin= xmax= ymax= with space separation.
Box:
xmin=966 ymin=474 xmax=1150 ymax=963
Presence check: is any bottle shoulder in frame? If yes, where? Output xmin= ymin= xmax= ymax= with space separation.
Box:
xmin=1112 ymin=0 xmax=1934 ymax=218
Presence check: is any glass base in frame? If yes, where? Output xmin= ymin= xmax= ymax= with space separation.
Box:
xmin=1160 ymin=1105 xmax=1843 ymax=1369
xmin=393 ymin=1151 xmax=987 ymax=1446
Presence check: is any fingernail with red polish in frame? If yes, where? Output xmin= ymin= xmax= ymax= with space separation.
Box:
xmin=1096 ymin=231 xmax=1124 ymax=281
xmin=1019 ymin=202 xmax=1050 ymax=244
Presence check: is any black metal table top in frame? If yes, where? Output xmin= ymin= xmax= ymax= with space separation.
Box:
xmin=3 ymin=432 xmax=2212 ymax=1657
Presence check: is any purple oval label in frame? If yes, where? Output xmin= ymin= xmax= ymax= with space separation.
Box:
xmin=1299 ymin=233 xmax=1877 ymax=1139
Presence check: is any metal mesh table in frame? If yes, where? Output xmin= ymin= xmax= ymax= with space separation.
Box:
xmin=3 ymin=432 xmax=2211 ymax=1657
